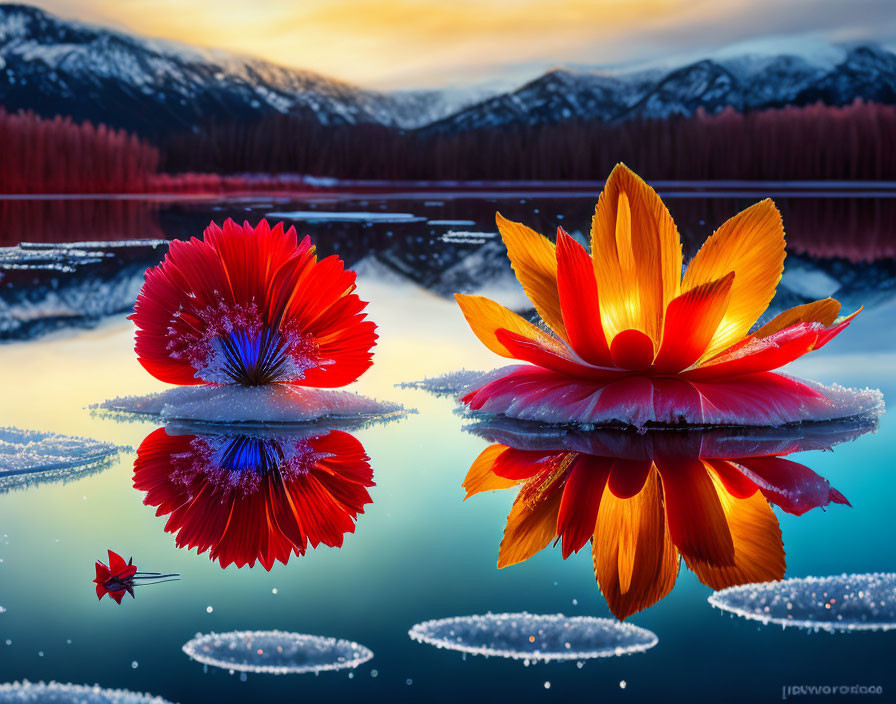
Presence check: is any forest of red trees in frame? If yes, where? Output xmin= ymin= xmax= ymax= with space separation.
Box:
xmin=1 ymin=99 xmax=895 ymax=193
xmin=0 ymin=108 xmax=160 ymax=193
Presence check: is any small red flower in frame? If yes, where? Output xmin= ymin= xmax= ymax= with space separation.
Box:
xmin=93 ymin=550 xmax=137 ymax=604
xmin=93 ymin=550 xmax=178 ymax=604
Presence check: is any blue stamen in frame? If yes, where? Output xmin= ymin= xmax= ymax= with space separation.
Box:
xmin=218 ymin=327 xmax=289 ymax=385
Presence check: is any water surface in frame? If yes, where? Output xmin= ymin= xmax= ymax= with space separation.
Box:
xmin=0 ymin=191 xmax=894 ymax=703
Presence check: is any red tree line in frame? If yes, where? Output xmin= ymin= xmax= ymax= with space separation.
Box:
xmin=0 ymin=108 xmax=159 ymax=193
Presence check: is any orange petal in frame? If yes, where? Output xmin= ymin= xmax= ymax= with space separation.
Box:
xmin=591 ymin=164 xmax=682 ymax=344
xmin=683 ymin=467 xmax=785 ymax=590
xmin=498 ymin=481 xmax=563 ymax=568
xmin=495 ymin=213 xmax=567 ymax=340
xmin=753 ymin=298 xmax=841 ymax=339
xmin=592 ymin=468 xmax=680 ymax=620
xmin=555 ymin=227 xmax=612 ymax=365
xmin=656 ymin=456 xmax=735 ymax=566
xmin=463 ymin=445 xmax=522 ymax=500
xmin=682 ymin=199 xmax=786 ymax=360
xmin=653 ymin=272 xmax=735 ymax=373
xmin=455 ymin=294 xmax=548 ymax=359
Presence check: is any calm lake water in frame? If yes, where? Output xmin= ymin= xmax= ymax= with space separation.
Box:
xmin=0 ymin=190 xmax=894 ymax=703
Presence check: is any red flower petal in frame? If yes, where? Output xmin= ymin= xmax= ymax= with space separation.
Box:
xmin=555 ymin=228 xmax=612 ymax=366
xmin=557 ymin=455 xmax=611 ymax=558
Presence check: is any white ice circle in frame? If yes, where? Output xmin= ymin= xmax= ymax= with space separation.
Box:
xmin=182 ymin=630 xmax=373 ymax=675
xmin=709 ymin=573 xmax=896 ymax=632
xmin=0 ymin=681 xmax=174 ymax=703
xmin=408 ymin=612 xmax=658 ymax=661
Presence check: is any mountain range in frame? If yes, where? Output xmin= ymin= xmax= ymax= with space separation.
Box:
xmin=2 ymin=3 xmax=896 ymax=139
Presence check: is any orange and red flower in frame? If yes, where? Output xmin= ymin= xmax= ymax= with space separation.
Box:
xmin=133 ymin=427 xmax=374 ymax=569
xmin=464 ymin=424 xmax=859 ymax=620
xmin=456 ymin=164 xmax=865 ymax=426
xmin=132 ymin=218 xmax=376 ymax=388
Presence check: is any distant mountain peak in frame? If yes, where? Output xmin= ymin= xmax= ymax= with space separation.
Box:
xmin=2 ymin=3 xmax=895 ymax=138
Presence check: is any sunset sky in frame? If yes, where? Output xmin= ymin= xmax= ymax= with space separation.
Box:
xmin=30 ymin=0 xmax=896 ymax=89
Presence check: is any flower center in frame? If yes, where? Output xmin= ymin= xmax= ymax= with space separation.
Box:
xmin=214 ymin=327 xmax=291 ymax=386
xmin=218 ymin=435 xmax=287 ymax=476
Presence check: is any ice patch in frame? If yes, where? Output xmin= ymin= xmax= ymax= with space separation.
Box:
xmin=398 ymin=369 xmax=489 ymax=397
xmin=439 ymin=231 xmax=499 ymax=245
xmin=94 ymin=386 xmax=408 ymax=427
xmin=408 ymin=613 xmax=657 ymax=662
xmin=709 ymin=573 xmax=896 ymax=632
xmin=0 ymin=427 xmax=122 ymax=493
xmin=0 ymin=681 xmax=174 ymax=703
xmin=266 ymin=211 xmax=425 ymax=223
xmin=183 ymin=630 xmax=373 ymax=674
xmin=418 ymin=367 xmax=885 ymax=429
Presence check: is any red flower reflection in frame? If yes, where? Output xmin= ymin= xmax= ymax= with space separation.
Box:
xmin=133 ymin=427 xmax=374 ymax=569
xmin=464 ymin=420 xmax=871 ymax=620
xmin=93 ymin=550 xmax=137 ymax=604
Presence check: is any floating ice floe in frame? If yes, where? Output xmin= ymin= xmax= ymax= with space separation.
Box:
xmin=439 ymin=231 xmax=499 ymax=245
xmin=94 ymin=386 xmax=407 ymax=427
xmin=428 ymin=220 xmax=478 ymax=226
xmin=0 ymin=240 xmax=167 ymax=341
xmin=709 ymin=573 xmax=896 ymax=632
xmin=0 ymin=427 xmax=122 ymax=493
xmin=408 ymin=613 xmax=657 ymax=662
xmin=182 ymin=630 xmax=373 ymax=674
xmin=266 ymin=210 xmax=426 ymax=223
xmin=398 ymin=369 xmax=488 ymax=397
xmin=0 ymin=681 xmax=175 ymax=703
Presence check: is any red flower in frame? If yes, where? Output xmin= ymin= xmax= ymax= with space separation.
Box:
xmin=131 ymin=218 xmax=376 ymax=388
xmin=133 ymin=427 xmax=374 ymax=569
xmin=93 ymin=550 xmax=138 ymax=604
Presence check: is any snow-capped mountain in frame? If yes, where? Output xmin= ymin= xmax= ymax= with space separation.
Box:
xmin=426 ymin=46 xmax=896 ymax=132
xmin=0 ymin=3 xmax=489 ymax=134
xmin=2 ymin=3 xmax=896 ymax=138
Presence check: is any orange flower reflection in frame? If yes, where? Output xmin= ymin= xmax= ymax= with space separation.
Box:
xmin=134 ymin=426 xmax=373 ymax=569
xmin=464 ymin=420 xmax=873 ymax=620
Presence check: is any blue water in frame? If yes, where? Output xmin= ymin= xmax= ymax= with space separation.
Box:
xmin=0 ymin=193 xmax=894 ymax=703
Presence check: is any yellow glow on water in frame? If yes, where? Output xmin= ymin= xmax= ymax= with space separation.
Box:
xmin=0 ymin=275 xmax=500 ymax=443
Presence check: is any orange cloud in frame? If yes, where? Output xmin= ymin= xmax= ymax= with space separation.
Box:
xmin=29 ymin=0 xmax=860 ymax=88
